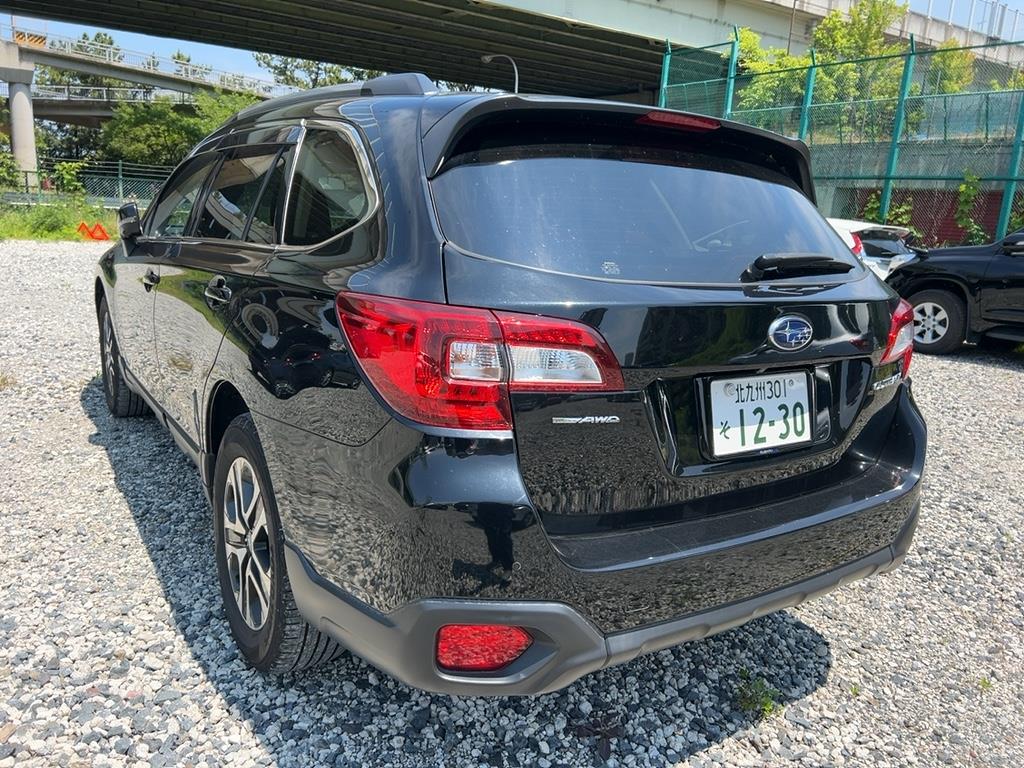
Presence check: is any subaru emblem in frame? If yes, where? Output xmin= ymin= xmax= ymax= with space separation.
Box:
xmin=768 ymin=315 xmax=813 ymax=351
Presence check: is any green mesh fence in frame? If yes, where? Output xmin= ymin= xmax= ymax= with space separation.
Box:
xmin=661 ymin=36 xmax=1024 ymax=244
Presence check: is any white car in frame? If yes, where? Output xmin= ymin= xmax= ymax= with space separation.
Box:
xmin=827 ymin=218 xmax=918 ymax=281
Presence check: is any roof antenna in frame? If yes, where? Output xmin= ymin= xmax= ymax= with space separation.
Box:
xmin=481 ymin=54 xmax=519 ymax=94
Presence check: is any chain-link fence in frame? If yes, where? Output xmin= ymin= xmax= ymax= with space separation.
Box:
xmin=2 ymin=158 xmax=172 ymax=208
xmin=661 ymin=35 xmax=1024 ymax=244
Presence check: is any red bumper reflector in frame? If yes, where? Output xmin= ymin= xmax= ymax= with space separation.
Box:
xmin=436 ymin=624 xmax=533 ymax=672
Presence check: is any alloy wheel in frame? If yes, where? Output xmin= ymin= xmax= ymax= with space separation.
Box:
xmin=222 ymin=456 xmax=273 ymax=630
xmin=913 ymin=301 xmax=949 ymax=345
xmin=102 ymin=312 xmax=116 ymax=395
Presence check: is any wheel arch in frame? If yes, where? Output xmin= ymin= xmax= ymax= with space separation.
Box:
xmin=94 ymin=277 xmax=106 ymax=316
xmin=897 ymin=277 xmax=977 ymax=337
xmin=204 ymin=380 xmax=251 ymax=489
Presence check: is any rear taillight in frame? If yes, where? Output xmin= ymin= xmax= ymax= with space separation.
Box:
xmin=335 ymin=293 xmax=623 ymax=431
xmin=851 ymin=232 xmax=864 ymax=257
xmin=436 ymin=624 xmax=533 ymax=672
xmin=881 ymin=298 xmax=914 ymax=375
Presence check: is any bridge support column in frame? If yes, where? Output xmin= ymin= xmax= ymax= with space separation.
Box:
xmin=0 ymin=40 xmax=38 ymax=189
xmin=9 ymin=81 xmax=38 ymax=189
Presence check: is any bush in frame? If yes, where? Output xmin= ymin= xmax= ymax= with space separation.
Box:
xmin=0 ymin=202 xmax=118 ymax=241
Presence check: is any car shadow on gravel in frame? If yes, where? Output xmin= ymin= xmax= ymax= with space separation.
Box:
xmin=81 ymin=378 xmax=832 ymax=767
xmin=942 ymin=344 xmax=1024 ymax=373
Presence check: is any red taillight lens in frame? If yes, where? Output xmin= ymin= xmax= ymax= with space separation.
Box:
xmin=496 ymin=311 xmax=625 ymax=392
xmin=336 ymin=293 xmax=623 ymax=430
xmin=436 ymin=624 xmax=533 ymax=672
xmin=335 ymin=293 xmax=511 ymax=430
xmin=881 ymin=298 xmax=914 ymax=375
xmin=636 ymin=111 xmax=721 ymax=132
xmin=851 ymin=232 xmax=864 ymax=257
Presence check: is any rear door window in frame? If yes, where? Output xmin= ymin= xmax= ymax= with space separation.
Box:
xmin=430 ymin=143 xmax=859 ymax=285
xmin=284 ymin=129 xmax=370 ymax=246
xmin=194 ymin=147 xmax=287 ymax=241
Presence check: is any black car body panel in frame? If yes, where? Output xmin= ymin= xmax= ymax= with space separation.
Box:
xmin=96 ymin=79 xmax=926 ymax=694
xmin=887 ymin=233 xmax=1024 ymax=341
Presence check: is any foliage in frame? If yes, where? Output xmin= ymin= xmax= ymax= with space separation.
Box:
xmin=861 ymin=190 xmax=913 ymax=227
xmin=0 ymin=202 xmax=117 ymax=241
xmin=102 ymin=88 xmax=259 ymax=167
xmin=0 ymin=152 xmax=21 ymax=189
xmin=924 ymin=40 xmax=975 ymax=95
xmin=954 ymin=171 xmax=989 ymax=245
xmin=731 ymin=0 xmax=912 ymax=135
xmin=736 ymin=669 xmax=782 ymax=719
xmin=52 ymin=161 xmax=87 ymax=194
xmin=102 ymin=100 xmax=205 ymax=166
xmin=193 ymin=90 xmax=260 ymax=131
xmin=252 ymin=53 xmax=372 ymax=89
xmin=989 ymin=69 xmax=1024 ymax=91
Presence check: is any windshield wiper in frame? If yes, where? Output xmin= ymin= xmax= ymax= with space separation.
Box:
xmin=742 ymin=252 xmax=855 ymax=282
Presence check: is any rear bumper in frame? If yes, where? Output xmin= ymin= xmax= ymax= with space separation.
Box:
xmin=285 ymin=504 xmax=917 ymax=695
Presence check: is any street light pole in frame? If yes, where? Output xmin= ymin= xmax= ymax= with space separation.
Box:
xmin=481 ymin=54 xmax=519 ymax=93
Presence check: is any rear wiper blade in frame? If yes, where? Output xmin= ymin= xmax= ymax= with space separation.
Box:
xmin=742 ymin=252 xmax=855 ymax=282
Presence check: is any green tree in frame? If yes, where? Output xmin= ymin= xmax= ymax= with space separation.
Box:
xmin=193 ymin=90 xmax=260 ymax=130
xmin=954 ymin=171 xmax=988 ymax=244
xmin=253 ymin=53 xmax=353 ymax=89
xmin=102 ymin=89 xmax=260 ymax=166
xmin=102 ymin=100 xmax=205 ymax=166
xmin=924 ymin=39 xmax=975 ymax=95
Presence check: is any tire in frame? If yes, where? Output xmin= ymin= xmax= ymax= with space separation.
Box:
xmin=98 ymin=297 xmax=148 ymax=417
xmin=213 ymin=413 xmax=343 ymax=674
xmin=907 ymin=289 xmax=966 ymax=355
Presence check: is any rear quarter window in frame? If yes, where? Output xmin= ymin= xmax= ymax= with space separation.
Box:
xmin=430 ymin=143 xmax=858 ymax=285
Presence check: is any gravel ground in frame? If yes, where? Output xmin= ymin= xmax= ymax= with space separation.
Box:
xmin=1 ymin=239 xmax=1021 ymax=768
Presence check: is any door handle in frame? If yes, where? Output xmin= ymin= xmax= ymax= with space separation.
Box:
xmin=204 ymin=276 xmax=232 ymax=304
xmin=142 ymin=268 xmax=160 ymax=290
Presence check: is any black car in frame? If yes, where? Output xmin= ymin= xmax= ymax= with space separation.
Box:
xmin=887 ymin=230 xmax=1024 ymax=354
xmin=96 ymin=74 xmax=925 ymax=695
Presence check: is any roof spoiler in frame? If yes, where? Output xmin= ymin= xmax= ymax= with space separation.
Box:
xmin=420 ymin=96 xmax=817 ymax=203
xmin=230 ymin=73 xmax=439 ymax=124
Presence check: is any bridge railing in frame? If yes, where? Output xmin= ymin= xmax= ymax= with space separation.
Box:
xmin=3 ymin=24 xmax=292 ymax=98
xmin=0 ymin=82 xmax=197 ymax=103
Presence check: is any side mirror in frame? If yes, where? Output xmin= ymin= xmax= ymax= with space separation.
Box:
xmin=1002 ymin=234 xmax=1024 ymax=254
xmin=117 ymin=202 xmax=142 ymax=240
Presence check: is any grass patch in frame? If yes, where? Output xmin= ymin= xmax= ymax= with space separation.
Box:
xmin=0 ymin=372 xmax=16 ymax=391
xmin=0 ymin=202 xmax=118 ymax=241
xmin=737 ymin=669 xmax=782 ymax=720
xmin=978 ymin=677 xmax=993 ymax=693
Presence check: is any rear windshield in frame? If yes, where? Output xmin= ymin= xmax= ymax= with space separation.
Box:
xmin=430 ymin=143 xmax=859 ymax=285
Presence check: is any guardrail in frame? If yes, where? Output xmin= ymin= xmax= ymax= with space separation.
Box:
xmin=3 ymin=24 xmax=292 ymax=98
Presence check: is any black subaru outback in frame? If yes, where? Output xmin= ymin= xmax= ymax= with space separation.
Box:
xmin=96 ymin=73 xmax=925 ymax=695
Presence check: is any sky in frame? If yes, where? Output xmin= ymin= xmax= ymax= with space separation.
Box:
xmin=9 ymin=1 xmax=1024 ymax=84
xmin=6 ymin=14 xmax=270 ymax=81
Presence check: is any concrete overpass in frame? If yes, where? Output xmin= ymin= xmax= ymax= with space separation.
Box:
xmin=0 ymin=82 xmax=196 ymax=128
xmin=0 ymin=24 xmax=285 ymax=182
